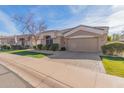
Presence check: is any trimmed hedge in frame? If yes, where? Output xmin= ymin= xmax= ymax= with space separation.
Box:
xmin=33 ymin=45 xmax=37 ymax=49
xmin=101 ymin=42 xmax=124 ymax=56
xmin=50 ymin=43 xmax=59 ymax=51
xmin=0 ymin=45 xmax=11 ymax=50
xmin=0 ymin=44 xmax=30 ymax=50
xmin=46 ymin=45 xmax=51 ymax=50
xmin=33 ymin=43 xmax=59 ymax=51
xmin=11 ymin=45 xmax=24 ymax=50
xmin=42 ymin=45 xmax=47 ymax=50
xmin=24 ymin=45 xmax=30 ymax=49
xmin=37 ymin=44 xmax=43 ymax=50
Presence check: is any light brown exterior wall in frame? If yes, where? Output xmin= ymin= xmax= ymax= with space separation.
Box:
xmin=67 ymin=30 xmax=98 ymax=37
xmin=65 ymin=30 xmax=107 ymax=52
xmin=97 ymin=34 xmax=107 ymax=51
xmin=31 ymin=29 xmax=107 ymax=52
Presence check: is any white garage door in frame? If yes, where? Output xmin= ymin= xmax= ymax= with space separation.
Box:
xmin=67 ymin=38 xmax=98 ymax=52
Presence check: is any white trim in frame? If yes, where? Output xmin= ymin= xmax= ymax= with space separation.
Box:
xmin=64 ymin=26 xmax=105 ymax=37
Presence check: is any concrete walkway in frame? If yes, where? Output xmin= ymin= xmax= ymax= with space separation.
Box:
xmin=0 ymin=53 xmax=124 ymax=87
xmin=0 ymin=63 xmax=32 ymax=88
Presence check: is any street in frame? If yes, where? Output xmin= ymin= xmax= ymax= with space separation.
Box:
xmin=0 ymin=64 xmax=32 ymax=88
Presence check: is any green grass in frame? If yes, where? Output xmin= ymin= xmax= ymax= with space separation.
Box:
xmin=0 ymin=50 xmax=49 ymax=58
xmin=102 ymin=56 xmax=124 ymax=78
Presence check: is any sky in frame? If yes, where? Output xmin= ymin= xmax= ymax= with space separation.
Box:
xmin=0 ymin=5 xmax=124 ymax=35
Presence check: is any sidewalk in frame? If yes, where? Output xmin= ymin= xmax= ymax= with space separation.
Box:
xmin=0 ymin=53 xmax=124 ymax=88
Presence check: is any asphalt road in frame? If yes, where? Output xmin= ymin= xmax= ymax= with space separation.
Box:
xmin=0 ymin=64 xmax=32 ymax=88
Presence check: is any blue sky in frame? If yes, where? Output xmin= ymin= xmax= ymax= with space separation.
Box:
xmin=0 ymin=5 xmax=124 ymax=35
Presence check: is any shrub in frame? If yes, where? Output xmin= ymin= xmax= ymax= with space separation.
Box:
xmin=37 ymin=44 xmax=43 ymax=50
xmin=33 ymin=45 xmax=37 ymax=49
xmin=1 ymin=45 xmax=11 ymax=50
xmin=11 ymin=45 xmax=23 ymax=50
xmin=42 ymin=45 xmax=47 ymax=50
xmin=46 ymin=45 xmax=51 ymax=50
xmin=101 ymin=42 xmax=124 ymax=56
xmin=50 ymin=43 xmax=59 ymax=51
xmin=25 ymin=45 xmax=30 ymax=49
xmin=107 ymin=36 xmax=112 ymax=42
xmin=60 ymin=47 xmax=66 ymax=51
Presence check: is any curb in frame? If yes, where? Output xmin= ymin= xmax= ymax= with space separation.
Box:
xmin=0 ymin=57 xmax=71 ymax=88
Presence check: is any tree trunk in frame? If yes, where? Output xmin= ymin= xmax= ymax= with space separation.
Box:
xmin=34 ymin=37 xmax=38 ymax=50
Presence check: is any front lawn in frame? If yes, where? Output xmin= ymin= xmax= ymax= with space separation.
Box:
xmin=0 ymin=50 xmax=49 ymax=58
xmin=102 ymin=56 xmax=124 ymax=78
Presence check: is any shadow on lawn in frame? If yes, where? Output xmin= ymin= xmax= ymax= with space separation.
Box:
xmin=101 ymin=55 xmax=124 ymax=61
xmin=11 ymin=51 xmax=49 ymax=56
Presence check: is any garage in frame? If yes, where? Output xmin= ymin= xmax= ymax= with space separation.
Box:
xmin=63 ymin=25 xmax=108 ymax=52
xmin=67 ymin=37 xmax=99 ymax=52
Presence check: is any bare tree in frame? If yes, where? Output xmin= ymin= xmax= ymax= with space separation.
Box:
xmin=13 ymin=13 xmax=47 ymax=48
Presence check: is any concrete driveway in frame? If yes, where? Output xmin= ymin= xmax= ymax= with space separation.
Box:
xmin=48 ymin=51 xmax=105 ymax=73
xmin=0 ymin=63 xmax=32 ymax=88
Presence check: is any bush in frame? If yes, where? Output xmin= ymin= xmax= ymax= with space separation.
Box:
xmin=1 ymin=45 xmax=11 ymax=50
xmin=42 ymin=45 xmax=47 ymax=50
xmin=11 ymin=45 xmax=23 ymax=50
xmin=50 ymin=43 xmax=59 ymax=51
xmin=101 ymin=42 xmax=124 ymax=56
xmin=24 ymin=45 xmax=30 ymax=49
xmin=60 ymin=47 xmax=66 ymax=51
xmin=33 ymin=45 xmax=37 ymax=49
xmin=37 ymin=44 xmax=42 ymax=50
xmin=107 ymin=36 xmax=112 ymax=42
xmin=46 ymin=45 xmax=51 ymax=50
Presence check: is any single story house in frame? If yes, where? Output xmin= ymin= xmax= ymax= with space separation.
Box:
xmin=0 ymin=36 xmax=16 ymax=45
xmin=0 ymin=25 xmax=109 ymax=52
xmin=120 ymin=35 xmax=124 ymax=42
xmin=0 ymin=35 xmax=32 ymax=47
xmin=36 ymin=25 xmax=109 ymax=52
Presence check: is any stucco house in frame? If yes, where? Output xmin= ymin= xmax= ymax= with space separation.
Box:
xmin=0 ymin=25 xmax=109 ymax=52
xmin=120 ymin=35 xmax=124 ymax=42
xmin=0 ymin=36 xmax=15 ymax=45
xmin=0 ymin=34 xmax=32 ymax=47
xmin=36 ymin=25 xmax=109 ymax=52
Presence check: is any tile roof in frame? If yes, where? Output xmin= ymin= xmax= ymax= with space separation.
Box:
xmin=43 ymin=25 xmax=109 ymax=34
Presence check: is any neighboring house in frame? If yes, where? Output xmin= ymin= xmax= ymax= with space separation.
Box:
xmin=15 ymin=34 xmax=32 ymax=47
xmin=0 ymin=34 xmax=32 ymax=47
xmin=0 ymin=36 xmax=15 ymax=45
xmin=36 ymin=25 xmax=109 ymax=52
xmin=120 ymin=35 xmax=124 ymax=42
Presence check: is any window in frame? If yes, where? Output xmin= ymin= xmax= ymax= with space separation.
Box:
xmin=46 ymin=36 xmax=53 ymax=45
